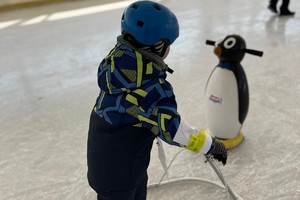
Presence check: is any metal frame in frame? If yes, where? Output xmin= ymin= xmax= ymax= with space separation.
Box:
xmin=148 ymin=149 xmax=244 ymax=200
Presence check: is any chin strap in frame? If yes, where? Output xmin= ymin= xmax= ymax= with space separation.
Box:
xmin=119 ymin=35 xmax=175 ymax=74
xmin=166 ymin=64 xmax=174 ymax=74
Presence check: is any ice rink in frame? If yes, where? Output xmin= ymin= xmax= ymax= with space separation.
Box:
xmin=1 ymin=0 xmax=300 ymax=199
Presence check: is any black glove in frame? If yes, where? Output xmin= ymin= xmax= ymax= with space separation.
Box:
xmin=206 ymin=138 xmax=227 ymax=165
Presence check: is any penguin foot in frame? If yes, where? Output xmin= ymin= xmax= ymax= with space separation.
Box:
xmin=217 ymin=132 xmax=244 ymax=150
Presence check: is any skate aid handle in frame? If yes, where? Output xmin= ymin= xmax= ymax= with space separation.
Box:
xmin=206 ymin=40 xmax=216 ymax=46
xmin=241 ymin=49 xmax=264 ymax=57
xmin=206 ymin=138 xmax=227 ymax=165
xmin=206 ymin=39 xmax=264 ymax=57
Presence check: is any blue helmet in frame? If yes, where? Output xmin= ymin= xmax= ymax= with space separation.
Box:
xmin=121 ymin=1 xmax=179 ymax=46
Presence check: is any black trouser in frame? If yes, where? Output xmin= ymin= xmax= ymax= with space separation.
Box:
xmin=97 ymin=174 xmax=148 ymax=200
xmin=270 ymin=0 xmax=290 ymax=10
xmin=87 ymin=111 xmax=155 ymax=200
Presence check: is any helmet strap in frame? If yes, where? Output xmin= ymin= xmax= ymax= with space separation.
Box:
xmin=123 ymin=33 xmax=169 ymax=58
xmin=140 ymin=41 xmax=169 ymax=58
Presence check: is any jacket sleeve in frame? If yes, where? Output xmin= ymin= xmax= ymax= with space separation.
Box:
xmin=138 ymin=78 xmax=212 ymax=154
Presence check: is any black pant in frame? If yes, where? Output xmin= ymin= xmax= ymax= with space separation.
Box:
xmin=270 ymin=0 xmax=290 ymax=10
xmin=87 ymin=111 xmax=155 ymax=199
xmin=97 ymin=174 xmax=148 ymax=200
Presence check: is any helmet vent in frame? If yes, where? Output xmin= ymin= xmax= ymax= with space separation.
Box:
xmin=137 ymin=20 xmax=144 ymax=27
xmin=132 ymin=4 xmax=138 ymax=9
xmin=153 ymin=4 xmax=161 ymax=10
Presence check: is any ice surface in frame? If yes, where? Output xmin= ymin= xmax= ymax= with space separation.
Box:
xmin=0 ymin=0 xmax=299 ymax=199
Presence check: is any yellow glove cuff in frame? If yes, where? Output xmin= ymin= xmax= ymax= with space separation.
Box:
xmin=186 ymin=130 xmax=207 ymax=152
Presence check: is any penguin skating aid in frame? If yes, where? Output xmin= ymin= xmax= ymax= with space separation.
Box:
xmin=205 ymin=35 xmax=263 ymax=149
xmin=147 ymin=36 xmax=262 ymax=199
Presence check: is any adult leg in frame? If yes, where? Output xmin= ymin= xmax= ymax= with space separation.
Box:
xmin=281 ymin=0 xmax=289 ymax=10
xmin=268 ymin=0 xmax=278 ymax=13
xmin=279 ymin=0 xmax=295 ymax=15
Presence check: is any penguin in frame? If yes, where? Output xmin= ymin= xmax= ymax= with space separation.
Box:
xmin=205 ymin=34 xmax=263 ymax=149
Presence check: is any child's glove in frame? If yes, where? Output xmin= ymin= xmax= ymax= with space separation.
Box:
xmin=185 ymin=130 xmax=227 ymax=165
xmin=206 ymin=138 xmax=227 ymax=165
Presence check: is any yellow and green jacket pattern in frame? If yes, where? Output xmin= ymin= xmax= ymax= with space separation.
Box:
xmin=94 ymin=36 xmax=181 ymax=146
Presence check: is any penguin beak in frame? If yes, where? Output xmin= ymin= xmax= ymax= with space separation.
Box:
xmin=214 ymin=47 xmax=222 ymax=57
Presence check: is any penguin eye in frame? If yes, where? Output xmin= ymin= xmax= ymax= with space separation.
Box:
xmin=223 ymin=37 xmax=236 ymax=49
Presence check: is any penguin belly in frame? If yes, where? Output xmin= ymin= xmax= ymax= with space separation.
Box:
xmin=205 ymin=68 xmax=241 ymax=139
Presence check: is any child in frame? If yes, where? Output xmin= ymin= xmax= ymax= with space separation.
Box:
xmin=87 ymin=1 xmax=227 ymax=200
